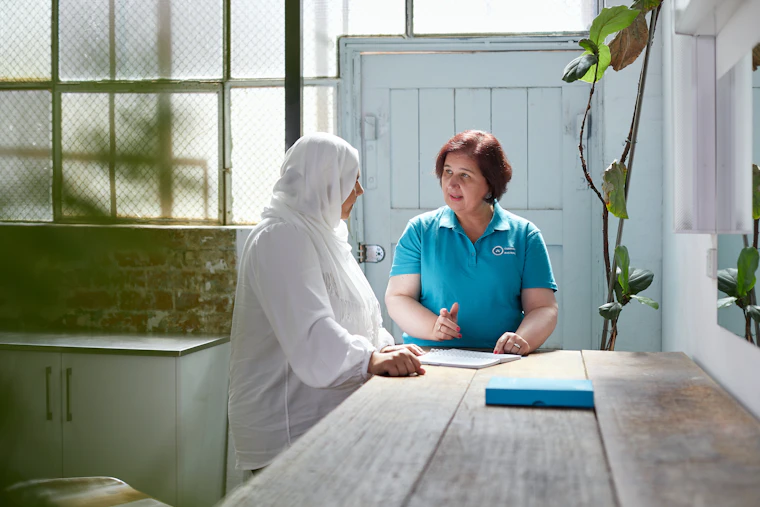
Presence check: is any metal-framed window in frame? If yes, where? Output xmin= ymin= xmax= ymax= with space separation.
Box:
xmin=0 ymin=0 xmax=594 ymax=225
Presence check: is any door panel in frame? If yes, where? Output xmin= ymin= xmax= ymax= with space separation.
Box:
xmin=0 ymin=351 xmax=62 ymax=488
xmin=358 ymin=50 xmax=592 ymax=350
xmin=61 ymin=353 xmax=177 ymax=505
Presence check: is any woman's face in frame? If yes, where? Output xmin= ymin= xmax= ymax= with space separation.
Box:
xmin=441 ymin=152 xmax=490 ymax=215
xmin=341 ymin=170 xmax=364 ymax=220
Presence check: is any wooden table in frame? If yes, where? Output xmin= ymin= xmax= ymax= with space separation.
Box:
xmin=220 ymin=351 xmax=760 ymax=507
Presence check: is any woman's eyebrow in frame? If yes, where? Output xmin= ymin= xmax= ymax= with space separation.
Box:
xmin=443 ymin=164 xmax=475 ymax=173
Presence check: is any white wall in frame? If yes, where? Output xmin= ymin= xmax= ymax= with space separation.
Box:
xmin=661 ymin=2 xmax=760 ymax=418
xmin=595 ymin=1 xmax=664 ymax=351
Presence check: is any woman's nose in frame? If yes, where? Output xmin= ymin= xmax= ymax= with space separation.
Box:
xmin=356 ymin=181 xmax=364 ymax=196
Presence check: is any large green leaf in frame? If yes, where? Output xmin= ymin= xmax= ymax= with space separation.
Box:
xmin=589 ymin=6 xmax=641 ymax=46
xmin=718 ymin=296 xmax=738 ymax=309
xmin=753 ymin=164 xmax=760 ymax=220
xmin=599 ymin=302 xmax=623 ymax=320
xmin=736 ymin=247 xmax=759 ymax=297
xmin=631 ymin=294 xmax=659 ymax=309
xmin=628 ymin=268 xmax=654 ymax=295
xmin=631 ymin=0 xmax=661 ymax=13
xmin=580 ymin=44 xmax=611 ymax=83
xmin=578 ymin=38 xmax=599 ymax=55
xmin=562 ymin=53 xmax=599 ymax=83
xmin=615 ymin=246 xmax=630 ymax=294
xmin=602 ymin=161 xmax=629 ymax=218
xmin=748 ymin=305 xmax=760 ymax=322
xmin=718 ymin=268 xmax=739 ymax=298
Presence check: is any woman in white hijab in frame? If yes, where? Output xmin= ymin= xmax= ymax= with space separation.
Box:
xmin=228 ymin=133 xmax=425 ymax=474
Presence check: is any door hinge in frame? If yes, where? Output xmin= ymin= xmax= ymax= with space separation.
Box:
xmin=357 ymin=243 xmax=385 ymax=264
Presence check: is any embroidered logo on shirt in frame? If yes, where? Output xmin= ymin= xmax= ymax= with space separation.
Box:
xmin=492 ymin=246 xmax=516 ymax=256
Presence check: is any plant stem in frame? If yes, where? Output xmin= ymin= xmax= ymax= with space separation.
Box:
xmin=601 ymin=6 xmax=661 ymax=350
xmin=745 ymin=311 xmax=753 ymax=344
xmin=743 ymin=233 xmax=760 ymax=346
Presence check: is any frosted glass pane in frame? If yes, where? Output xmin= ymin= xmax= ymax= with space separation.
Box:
xmin=0 ymin=0 xmax=51 ymax=80
xmin=60 ymin=0 xmax=222 ymax=81
xmin=230 ymin=87 xmax=284 ymax=223
xmin=62 ymin=92 xmax=219 ymax=220
xmin=414 ymin=0 xmax=594 ymax=35
xmin=61 ymin=94 xmax=111 ymax=217
xmin=59 ymin=0 xmax=111 ymax=80
xmin=231 ymin=0 xmax=285 ymax=79
xmin=113 ymin=93 xmax=219 ymax=220
xmin=303 ymin=86 xmax=336 ymax=135
xmin=0 ymin=91 xmax=52 ymax=221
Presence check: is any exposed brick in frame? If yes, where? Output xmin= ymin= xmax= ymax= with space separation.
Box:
xmin=154 ymin=291 xmax=173 ymax=310
xmin=176 ymin=292 xmax=200 ymax=310
xmin=200 ymin=271 xmax=236 ymax=293
xmin=120 ymin=290 xmax=154 ymax=311
xmin=101 ymin=311 xmax=148 ymax=332
xmin=123 ymin=270 xmax=147 ymax=288
xmin=68 ymin=290 xmax=116 ymax=310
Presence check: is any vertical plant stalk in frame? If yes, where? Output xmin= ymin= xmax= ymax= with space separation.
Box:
xmin=601 ymin=6 xmax=661 ymax=350
xmin=743 ymin=231 xmax=760 ymax=345
xmin=576 ymin=55 xmax=614 ymax=350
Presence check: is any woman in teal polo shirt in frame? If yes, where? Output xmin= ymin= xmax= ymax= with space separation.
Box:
xmin=385 ymin=130 xmax=558 ymax=355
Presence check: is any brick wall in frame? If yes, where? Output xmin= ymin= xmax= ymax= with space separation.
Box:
xmin=0 ymin=225 xmax=238 ymax=334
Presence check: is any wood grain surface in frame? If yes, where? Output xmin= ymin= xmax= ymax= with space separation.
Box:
xmin=406 ymin=350 xmax=617 ymax=507
xmin=583 ymin=351 xmax=760 ymax=507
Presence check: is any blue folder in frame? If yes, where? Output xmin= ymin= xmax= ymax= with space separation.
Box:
xmin=485 ymin=377 xmax=595 ymax=408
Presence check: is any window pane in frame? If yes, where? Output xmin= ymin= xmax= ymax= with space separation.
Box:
xmin=0 ymin=91 xmax=52 ymax=221
xmin=62 ymin=92 xmax=219 ymax=220
xmin=303 ymin=86 xmax=336 ymax=136
xmin=61 ymin=94 xmax=111 ymax=217
xmin=0 ymin=0 xmax=51 ymax=80
xmin=414 ymin=0 xmax=594 ymax=34
xmin=230 ymin=87 xmax=284 ymax=223
xmin=230 ymin=86 xmax=336 ymax=224
xmin=231 ymin=0 xmax=284 ymax=79
xmin=303 ymin=0 xmax=405 ymax=78
xmin=60 ymin=0 xmax=223 ymax=81
xmin=114 ymin=93 xmax=219 ymax=220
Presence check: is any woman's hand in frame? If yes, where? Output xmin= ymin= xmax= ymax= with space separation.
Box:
xmin=494 ymin=332 xmax=530 ymax=356
xmin=368 ymin=348 xmax=426 ymax=376
xmin=380 ymin=344 xmax=425 ymax=356
xmin=431 ymin=302 xmax=461 ymax=341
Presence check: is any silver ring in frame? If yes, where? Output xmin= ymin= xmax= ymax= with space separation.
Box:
xmin=437 ymin=324 xmax=441 ymax=332
xmin=513 ymin=343 xmax=521 ymax=349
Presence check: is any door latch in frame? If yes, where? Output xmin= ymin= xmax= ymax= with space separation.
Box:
xmin=358 ymin=243 xmax=385 ymax=264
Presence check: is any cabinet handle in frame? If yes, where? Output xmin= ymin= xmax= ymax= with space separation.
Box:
xmin=66 ymin=368 xmax=72 ymax=422
xmin=45 ymin=366 xmax=52 ymax=421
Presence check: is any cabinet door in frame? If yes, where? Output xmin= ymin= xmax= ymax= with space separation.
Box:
xmin=0 ymin=350 xmax=62 ymax=488
xmin=61 ymin=353 xmax=177 ymax=505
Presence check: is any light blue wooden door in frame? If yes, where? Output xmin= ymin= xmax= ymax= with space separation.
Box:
xmin=358 ymin=51 xmax=592 ymax=350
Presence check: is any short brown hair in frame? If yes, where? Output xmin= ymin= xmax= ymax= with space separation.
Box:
xmin=435 ymin=130 xmax=512 ymax=204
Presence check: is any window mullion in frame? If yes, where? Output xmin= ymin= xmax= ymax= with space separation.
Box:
xmin=52 ymin=0 xmax=62 ymax=221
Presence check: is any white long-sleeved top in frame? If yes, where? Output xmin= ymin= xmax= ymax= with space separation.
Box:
xmin=228 ymin=218 xmax=394 ymax=470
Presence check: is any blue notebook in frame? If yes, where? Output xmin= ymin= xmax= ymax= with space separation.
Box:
xmin=485 ymin=377 xmax=595 ymax=408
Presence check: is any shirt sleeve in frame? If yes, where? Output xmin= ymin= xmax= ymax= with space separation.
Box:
xmin=389 ymin=219 xmax=422 ymax=277
xmin=249 ymin=223 xmax=375 ymax=389
xmin=377 ymin=327 xmax=397 ymax=349
xmin=522 ymin=226 xmax=558 ymax=291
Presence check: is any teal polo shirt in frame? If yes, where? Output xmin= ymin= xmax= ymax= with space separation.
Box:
xmin=389 ymin=202 xmax=557 ymax=349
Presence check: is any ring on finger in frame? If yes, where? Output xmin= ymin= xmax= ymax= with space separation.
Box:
xmin=513 ymin=343 xmax=521 ymax=350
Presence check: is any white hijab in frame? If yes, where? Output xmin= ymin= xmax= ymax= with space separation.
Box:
xmin=261 ymin=133 xmax=384 ymax=347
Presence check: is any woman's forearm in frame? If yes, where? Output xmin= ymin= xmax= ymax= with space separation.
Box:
xmin=386 ymin=294 xmax=438 ymax=340
xmin=515 ymin=306 xmax=558 ymax=352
